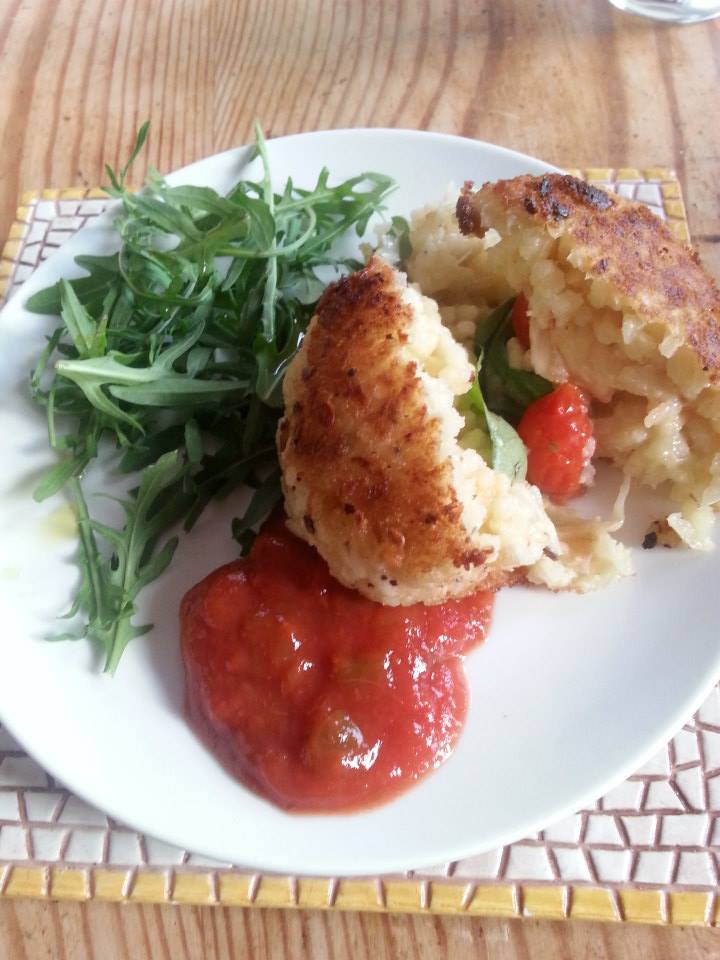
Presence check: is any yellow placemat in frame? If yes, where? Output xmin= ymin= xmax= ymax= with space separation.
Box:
xmin=1 ymin=171 xmax=714 ymax=927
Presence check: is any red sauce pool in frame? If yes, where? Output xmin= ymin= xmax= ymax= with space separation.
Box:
xmin=181 ymin=516 xmax=494 ymax=813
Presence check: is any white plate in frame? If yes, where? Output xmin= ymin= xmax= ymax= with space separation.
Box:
xmin=0 ymin=130 xmax=718 ymax=877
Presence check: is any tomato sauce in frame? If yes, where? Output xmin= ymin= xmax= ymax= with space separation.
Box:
xmin=181 ymin=515 xmax=494 ymax=813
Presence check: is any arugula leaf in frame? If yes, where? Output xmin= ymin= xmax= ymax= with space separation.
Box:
xmin=33 ymin=452 xmax=91 ymax=502
xmin=27 ymin=122 xmax=395 ymax=671
xmin=64 ymin=450 xmax=190 ymax=674
xmin=183 ymin=419 xmax=203 ymax=464
xmin=104 ymin=121 xmax=150 ymax=194
xmin=26 ymin=255 xmax=121 ymax=316
xmin=465 ymin=356 xmax=527 ymax=481
xmin=57 ymin=280 xmax=108 ymax=358
xmin=109 ymin=377 xmax=247 ymax=407
xmin=475 ymin=299 xmax=553 ymax=424
xmin=231 ymin=471 xmax=282 ymax=556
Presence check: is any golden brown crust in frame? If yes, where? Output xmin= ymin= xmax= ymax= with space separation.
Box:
xmin=456 ymin=180 xmax=484 ymax=237
xmin=278 ymin=258 xmax=509 ymax=593
xmin=458 ymin=174 xmax=720 ymax=379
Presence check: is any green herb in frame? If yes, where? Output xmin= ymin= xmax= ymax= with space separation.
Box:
xmin=464 ymin=356 xmax=528 ymax=481
xmin=29 ymin=123 xmax=395 ymax=672
xmin=388 ymin=216 xmax=412 ymax=265
xmin=474 ymin=299 xmax=553 ymax=424
xmin=60 ymin=451 xmax=191 ymax=674
xmin=231 ymin=470 xmax=282 ymax=557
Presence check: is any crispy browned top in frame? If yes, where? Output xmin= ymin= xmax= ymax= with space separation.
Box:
xmin=278 ymin=258 xmax=494 ymax=581
xmin=458 ymin=174 xmax=720 ymax=377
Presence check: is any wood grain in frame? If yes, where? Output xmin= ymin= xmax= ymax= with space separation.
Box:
xmin=0 ymin=0 xmax=719 ymax=957
xmin=0 ymin=0 xmax=718 ymax=275
xmin=2 ymin=901 xmax=720 ymax=960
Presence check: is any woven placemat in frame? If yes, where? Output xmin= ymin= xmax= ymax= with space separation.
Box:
xmin=1 ymin=170 xmax=716 ymax=927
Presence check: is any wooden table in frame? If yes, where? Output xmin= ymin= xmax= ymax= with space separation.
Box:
xmin=0 ymin=0 xmax=719 ymax=956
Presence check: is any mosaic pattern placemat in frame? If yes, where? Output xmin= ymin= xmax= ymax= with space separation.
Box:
xmin=1 ymin=170 xmax=716 ymax=927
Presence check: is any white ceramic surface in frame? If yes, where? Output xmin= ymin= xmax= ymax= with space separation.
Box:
xmin=0 ymin=130 xmax=718 ymax=877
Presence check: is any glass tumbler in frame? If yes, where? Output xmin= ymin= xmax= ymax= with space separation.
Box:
xmin=608 ymin=0 xmax=720 ymax=21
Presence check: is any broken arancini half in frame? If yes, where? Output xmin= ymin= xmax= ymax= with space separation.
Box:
xmin=277 ymin=257 xmax=566 ymax=605
xmin=408 ymin=174 xmax=720 ymax=551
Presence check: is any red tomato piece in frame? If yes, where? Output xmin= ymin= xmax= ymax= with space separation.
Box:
xmin=517 ymin=383 xmax=594 ymax=502
xmin=511 ymin=293 xmax=531 ymax=349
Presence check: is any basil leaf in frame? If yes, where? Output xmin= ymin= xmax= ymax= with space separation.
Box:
xmin=475 ymin=298 xmax=553 ymax=424
xmin=388 ymin=215 xmax=412 ymax=265
xmin=473 ymin=300 xmax=514 ymax=352
xmin=466 ymin=355 xmax=527 ymax=481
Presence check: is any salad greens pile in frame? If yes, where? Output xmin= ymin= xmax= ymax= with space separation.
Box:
xmin=28 ymin=124 xmax=396 ymax=673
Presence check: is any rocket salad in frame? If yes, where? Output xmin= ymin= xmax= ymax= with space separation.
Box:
xmin=27 ymin=124 xmax=396 ymax=672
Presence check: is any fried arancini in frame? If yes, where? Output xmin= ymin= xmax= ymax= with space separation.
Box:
xmin=277 ymin=257 xmax=560 ymax=605
xmin=450 ymin=174 xmax=720 ymax=549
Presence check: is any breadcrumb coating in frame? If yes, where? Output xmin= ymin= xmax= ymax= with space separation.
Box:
xmin=278 ymin=257 xmax=559 ymax=604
